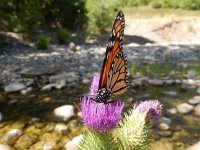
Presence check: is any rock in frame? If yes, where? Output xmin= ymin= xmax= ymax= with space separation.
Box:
xmin=175 ymin=79 xmax=181 ymax=84
xmin=197 ymin=88 xmax=200 ymax=94
xmin=25 ymin=79 xmax=34 ymax=86
xmin=148 ymin=79 xmax=164 ymax=86
xmin=55 ymin=80 xmax=66 ymax=89
xmin=21 ymin=87 xmax=33 ymax=95
xmin=185 ymin=70 xmax=196 ymax=78
xmin=162 ymin=91 xmax=178 ymax=97
xmin=194 ymin=104 xmax=200 ymax=116
xmin=8 ymin=99 xmax=18 ymax=105
xmin=50 ymin=72 xmax=78 ymax=83
xmin=54 ymin=123 xmax=69 ymax=134
xmin=53 ymin=105 xmax=75 ymax=121
xmin=166 ymin=108 xmax=177 ymax=115
xmin=15 ymin=133 xmax=39 ymax=149
xmin=188 ymin=96 xmax=200 ymax=105
xmin=158 ymin=117 xmax=171 ymax=131
xmin=1 ymin=129 xmax=22 ymax=145
xmin=82 ymin=78 xmax=90 ymax=84
xmin=42 ymin=141 xmax=57 ymax=150
xmin=164 ymin=79 xmax=175 ymax=85
xmin=68 ymin=42 xmax=76 ymax=51
xmin=158 ymin=123 xmax=170 ymax=131
xmin=159 ymin=117 xmax=172 ymax=125
xmin=0 ymin=112 xmax=3 ymax=122
xmin=176 ymin=103 xmax=194 ymax=114
xmin=41 ymin=84 xmax=55 ymax=91
xmin=4 ymin=82 xmax=26 ymax=93
xmin=0 ymin=144 xmax=11 ymax=150
xmin=186 ymin=141 xmax=200 ymax=150
xmin=180 ymin=84 xmax=196 ymax=92
xmin=65 ymin=135 xmax=83 ymax=150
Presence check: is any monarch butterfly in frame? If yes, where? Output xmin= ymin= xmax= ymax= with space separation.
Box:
xmin=95 ymin=11 xmax=128 ymax=104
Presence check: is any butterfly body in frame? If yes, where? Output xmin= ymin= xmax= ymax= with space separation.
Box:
xmin=94 ymin=11 xmax=128 ymax=104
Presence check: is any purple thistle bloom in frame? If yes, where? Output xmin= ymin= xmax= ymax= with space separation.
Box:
xmin=137 ymin=100 xmax=162 ymax=123
xmin=81 ymin=76 xmax=124 ymax=132
xmin=81 ymin=96 xmax=124 ymax=132
xmin=90 ymin=76 xmax=99 ymax=95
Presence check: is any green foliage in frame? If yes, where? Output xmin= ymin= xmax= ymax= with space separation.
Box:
xmin=57 ymin=28 xmax=69 ymax=44
xmin=151 ymin=2 xmax=162 ymax=9
xmin=85 ymin=0 xmax=123 ymax=33
xmin=135 ymin=0 xmax=152 ymax=6
xmin=78 ymin=129 xmax=116 ymax=150
xmin=181 ymin=0 xmax=200 ymax=10
xmin=0 ymin=0 xmax=87 ymax=33
xmin=36 ymin=35 xmax=51 ymax=50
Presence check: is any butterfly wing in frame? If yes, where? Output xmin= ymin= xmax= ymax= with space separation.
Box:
xmin=98 ymin=11 xmax=125 ymax=90
xmin=107 ymin=51 xmax=128 ymax=101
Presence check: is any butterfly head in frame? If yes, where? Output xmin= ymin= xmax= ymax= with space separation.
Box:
xmin=95 ymin=88 xmax=112 ymax=104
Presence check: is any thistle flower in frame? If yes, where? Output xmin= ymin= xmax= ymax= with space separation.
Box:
xmin=80 ymin=76 xmax=124 ymax=132
xmin=81 ymin=96 xmax=124 ymax=132
xmin=90 ymin=76 xmax=99 ymax=95
xmin=137 ymin=100 xmax=162 ymax=123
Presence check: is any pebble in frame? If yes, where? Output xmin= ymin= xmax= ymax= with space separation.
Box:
xmin=41 ymin=84 xmax=55 ymax=91
xmin=194 ymin=104 xmax=200 ymax=116
xmin=1 ymin=129 xmax=23 ymax=145
xmin=0 ymin=112 xmax=2 ymax=122
xmin=21 ymin=87 xmax=33 ymax=95
xmin=162 ymin=91 xmax=178 ymax=97
xmin=148 ymin=79 xmax=164 ymax=86
xmin=55 ymin=80 xmax=66 ymax=89
xmin=197 ymin=88 xmax=200 ymax=94
xmin=42 ymin=141 xmax=57 ymax=150
xmin=185 ymin=70 xmax=196 ymax=78
xmin=0 ymin=144 xmax=11 ymax=150
xmin=65 ymin=135 xmax=83 ymax=150
xmin=158 ymin=117 xmax=171 ymax=131
xmin=166 ymin=108 xmax=177 ymax=115
xmin=53 ymin=105 xmax=75 ymax=121
xmin=54 ymin=123 xmax=69 ymax=134
xmin=68 ymin=42 xmax=76 ymax=51
xmin=186 ymin=141 xmax=200 ymax=150
xmin=188 ymin=96 xmax=200 ymax=105
xmin=165 ymin=79 xmax=175 ymax=85
xmin=176 ymin=103 xmax=194 ymax=114
xmin=4 ymin=82 xmax=26 ymax=93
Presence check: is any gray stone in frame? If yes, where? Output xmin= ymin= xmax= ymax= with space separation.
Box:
xmin=1 ymin=129 xmax=22 ymax=145
xmin=185 ymin=70 xmax=196 ymax=78
xmin=162 ymin=91 xmax=178 ymax=97
xmin=21 ymin=87 xmax=33 ymax=95
xmin=158 ymin=117 xmax=171 ymax=131
xmin=0 ymin=112 xmax=2 ymax=122
xmin=55 ymin=80 xmax=66 ymax=89
xmin=41 ymin=84 xmax=55 ymax=91
xmin=50 ymin=72 xmax=78 ymax=83
xmin=82 ymin=78 xmax=90 ymax=84
xmin=186 ymin=141 xmax=200 ymax=150
xmin=53 ymin=105 xmax=75 ymax=121
xmin=65 ymin=135 xmax=83 ymax=150
xmin=0 ymin=144 xmax=11 ymax=150
xmin=188 ymin=96 xmax=200 ymax=105
xmin=165 ymin=79 xmax=175 ymax=85
xmin=176 ymin=103 xmax=194 ymax=114
xmin=159 ymin=117 xmax=172 ymax=125
xmin=4 ymin=82 xmax=26 ymax=93
xmin=194 ymin=104 xmax=200 ymax=116
xmin=148 ymin=79 xmax=164 ymax=86
xmin=197 ymin=88 xmax=200 ymax=94
xmin=166 ymin=108 xmax=177 ymax=115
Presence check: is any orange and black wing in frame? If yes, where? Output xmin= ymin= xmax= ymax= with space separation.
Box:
xmin=98 ymin=11 xmax=125 ymax=90
xmin=107 ymin=51 xmax=128 ymax=101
